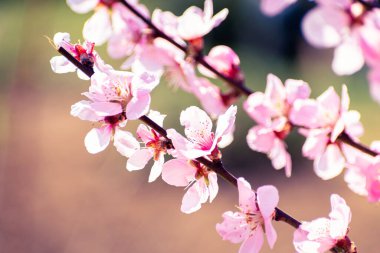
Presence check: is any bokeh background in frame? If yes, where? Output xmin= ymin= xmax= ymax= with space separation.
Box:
xmin=1 ymin=0 xmax=379 ymax=252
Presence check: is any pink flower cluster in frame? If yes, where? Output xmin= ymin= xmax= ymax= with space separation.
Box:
xmin=261 ymin=0 xmax=380 ymax=105
xmin=49 ymin=0 xmax=380 ymax=251
xmin=65 ymin=0 xmax=240 ymax=118
xmin=243 ymin=73 xmax=379 ymax=202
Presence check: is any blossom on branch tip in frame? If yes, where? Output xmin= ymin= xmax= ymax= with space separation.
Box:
xmin=293 ymin=194 xmax=353 ymax=253
xmin=50 ymin=32 xmax=97 ymax=80
xmin=161 ymin=159 xmax=218 ymax=214
xmin=167 ymin=105 xmax=237 ymax=161
xmin=216 ymin=177 xmax=279 ymax=253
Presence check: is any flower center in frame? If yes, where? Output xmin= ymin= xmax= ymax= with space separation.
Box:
xmin=99 ymin=0 xmax=117 ymax=8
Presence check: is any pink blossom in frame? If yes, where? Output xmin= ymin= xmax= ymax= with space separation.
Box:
xmin=343 ymin=144 xmax=380 ymax=202
xmin=260 ymin=0 xmax=297 ymax=16
xmin=216 ymin=177 xmax=279 ymax=253
xmin=167 ymin=105 xmax=237 ymax=160
xmin=161 ymin=159 xmax=218 ymax=213
xmin=67 ymin=0 xmax=149 ymax=59
xmin=302 ymin=0 xmax=371 ymax=75
xmin=127 ymin=110 xmax=170 ymax=182
xmin=50 ymin=32 xmax=97 ymax=80
xmin=71 ymin=99 xmax=139 ymax=155
xmin=177 ymin=0 xmax=228 ymax=41
xmin=293 ymin=194 xmax=352 ymax=253
xmin=198 ymin=45 xmax=242 ymax=81
xmin=291 ymin=85 xmax=363 ymax=180
xmin=244 ymin=74 xmax=311 ymax=176
xmin=70 ymin=66 xmax=158 ymax=153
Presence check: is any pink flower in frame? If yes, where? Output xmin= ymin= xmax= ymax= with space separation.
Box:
xmin=302 ymin=0 xmax=371 ymax=75
xmin=198 ymin=45 xmax=242 ymax=81
xmin=127 ymin=110 xmax=170 ymax=182
xmin=85 ymin=68 xmax=159 ymax=120
xmin=167 ymin=105 xmax=237 ymax=160
xmin=260 ymin=0 xmax=297 ymax=16
xmin=50 ymin=32 xmax=97 ymax=80
xmin=343 ymin=144 xmax=380 ymax=202
xmin=161 ymin=159 xmax=218 ymax=213
xmin=71 ymin=67 xmax=158 ymax=153
xmin=291 ymin=85 xmax=363 ymax=180
xmin=71 ymin=99 xmax=139 ymax=155
xmin=177 ymin=0 xmax=228 ymax=41
xmin=216 ymin=178 xmax=279 ymax=253
xmin=293 ymin=194 xmax=352 ymax=253
xmin=67 ymin=0 xmax=149 ymax=59
xmin=244 ymin=74 xmax=311 ymax=176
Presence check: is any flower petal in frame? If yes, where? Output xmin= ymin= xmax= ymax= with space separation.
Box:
xmin=161 ymin=158 xmax=196 ymax=187
xmin=83 ymin=7 xmax=112 ymax=45
xmin=84 ymin=126 xmax=112 ymax=154
xmin=314 ymin=144 xmax=345 ymax=180
xmin=126 ymin=149 xmax=152 ymax=171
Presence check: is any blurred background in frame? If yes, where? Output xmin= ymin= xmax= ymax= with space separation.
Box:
xmin=1 ymin=0 xmax=379 ymax=252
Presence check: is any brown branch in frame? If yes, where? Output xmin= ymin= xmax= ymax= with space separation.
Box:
xmin=338 ymin=132 xmax=378 ymax=157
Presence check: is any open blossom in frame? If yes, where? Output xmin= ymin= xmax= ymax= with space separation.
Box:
xmin=177 ymin=0 xmax=228 ymax=41
xmin=293 ymin=194 xmax=353 ymax=253
xmin=216 ymin=178 xmax=279 ymax=253
xmin=301 ymin=0 xmax=376 ymax=75
xmin=291 ymin=85 xmax=363 ymax=180
xmin=260 ymin=0 xmax=297 ymax=16
xmin=167 ymin=105 xmax=237 ymax=160
xmin=70 ymin=66 xmax=158 ymax=153
xmin=161 ymin=159 xmax=218 ymax=214
xmin=127 ymin=110 xmax=171 ymax=182
xmin=67 ymin=0 xmax=149 ymax=59
xmin=50 ymin=32 xmax=98 ymax=80
xmin=244 ymin=74 xmax=311 ymax=177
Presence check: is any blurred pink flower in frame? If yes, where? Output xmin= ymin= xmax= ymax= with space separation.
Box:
xmin=67 ymin=0 xmax=149 ymax=59
xmin=177 ymin=0 xmax=228 ymax=41
xmin=216 ymin=177 xmax=279 ymax=253
xmin=167 ymin=105 xmax=237 ymax=160
xmin=161 ymin=159 xmax=218 ymax=214
xmin=198 ymin=45 xmax=242 ymax=81
xmin=260 ymin=0 xmax=297 ymax=16
xmin=293 ymin=194 xmax=352 ymax=253
xmin=301 ymin=0 xmax=374 ymax=75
